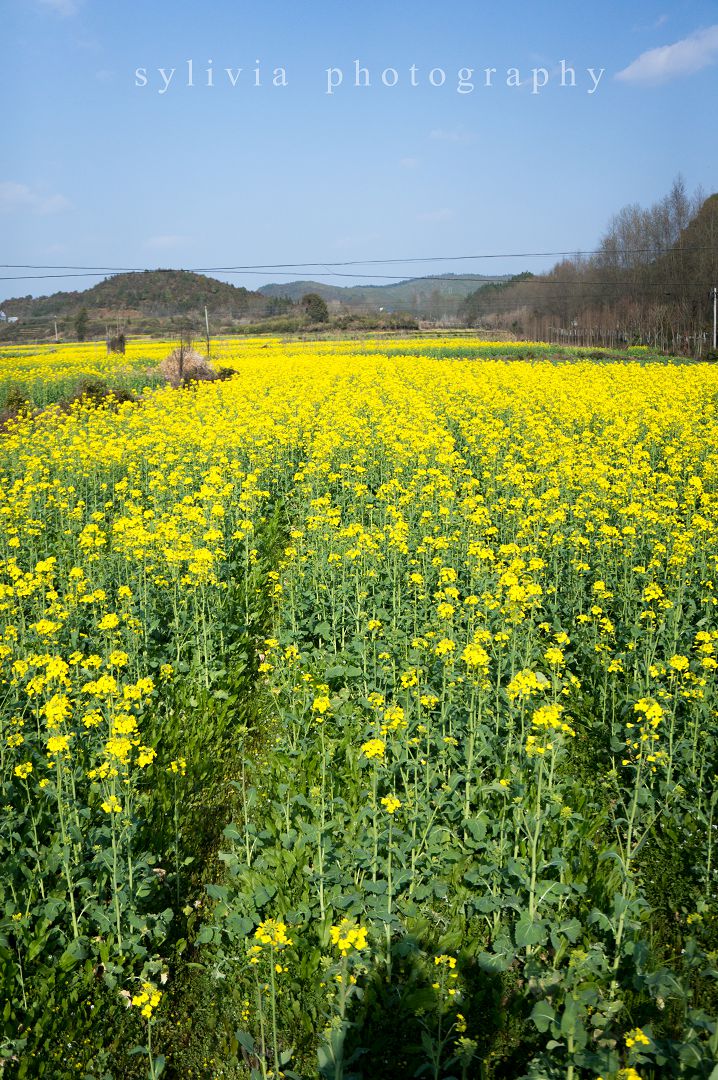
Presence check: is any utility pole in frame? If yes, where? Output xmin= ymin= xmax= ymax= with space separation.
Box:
xmin=713 ymin=286 xmax=717 ymax=351
xmin=204 ymin=305 xmax=211 ymax=360
xmin=54 ymin=318 xmax=58 ymax=342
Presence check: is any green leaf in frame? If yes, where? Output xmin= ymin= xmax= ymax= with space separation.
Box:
xmin=465 ymin=817 xmax=487 ymax=843
xmin=559 ymin=918 xmax=582 ymax=944
xmin=206 ymin=883 xmax=228 ymax=900
xmin=58 ymin=938 xmax=88 ymax=971
xmin=236 ymin=1029 xmax=255 ymax=1055
xmin=478 ymin=949 xmax=514 ymax=973
xmin=254 ymin=884 xmax=277 ymax=908
xmin=515 ymin=914 xmax=548 ymax=948
xmin=588 ymin=908 xmax=612 ymax=932
xmin=227 ymin=914 xmax=255 ymax=936
xmin=531 ymin=1000 xmax=555 ymax=1033
xmin=560 ymin=995 xmax=581 ymax=1038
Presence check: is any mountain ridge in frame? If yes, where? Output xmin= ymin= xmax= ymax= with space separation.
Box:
xmin=258 ymin=272 xmax=510 ymax=308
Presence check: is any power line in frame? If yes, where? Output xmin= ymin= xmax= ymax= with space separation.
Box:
xmin=1 ymin=245 xmax=717 ymax=270
xmin=0 ymin=268 xmax=715 ymax=289
xmin=198 ymin=246 xmax=718 ymax=271
xmin=0 ymin=242 xmax=716 ymax=279
xmin=0 ymin=265 xmax=140 ymax=272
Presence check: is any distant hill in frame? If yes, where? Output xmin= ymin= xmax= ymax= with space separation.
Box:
xmin=0 ymin=268 xmax=514 ymax=342
xmin=1 ymin=270 xmax=262 ymax=320
xmin=259 ymin=273 xmax=510 ymax=314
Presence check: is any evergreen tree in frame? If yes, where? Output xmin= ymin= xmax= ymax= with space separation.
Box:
xmin=74 ymin=307 xmax=89 ymax=342
xmin=302 ymin=293 xmax=329 ymax=323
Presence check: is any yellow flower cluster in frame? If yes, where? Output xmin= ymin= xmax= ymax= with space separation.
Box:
xmin=625 ymin=1027 xmax=650 ymax=1049
xmin=254 ymin=919 xmax=293 ymax=948
xmin=623 ymin=698 xmax=668 ymax=770
xmin=525 ymin=703 xmax=576 ymax=756
xmin=461 ymin=643 xmax=489 ymax=668
xmin=131 ymin=982 xmax=162 ymax=1020
xmin=361 ymin=738 xmax=386 ymax=760
xmin=432 ymin=954 xmax=459 ymax=995
xmin=329 ymin=919 xmax=368 ymax=953
xmin=507 ymin=669 xmax=550 ymax=702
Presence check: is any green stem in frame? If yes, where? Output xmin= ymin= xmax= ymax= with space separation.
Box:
xmin=269 ymin=946 xmax=280 ymax=1079
xmin=147 ymin=1022 xmax=156 ymax=1080
xmin=111 ymin=817 xmax=123 ymax=949
xmin=528 ymin=753 xmax=545 ymax=924
xmin=371 ymin=768 xmax=378 ymax=882
xmin=56 ymin=758 xmax=79 ymax=939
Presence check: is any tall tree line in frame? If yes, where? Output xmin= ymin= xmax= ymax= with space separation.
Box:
xmin=462 ymin=179 xmax=718 ymax=354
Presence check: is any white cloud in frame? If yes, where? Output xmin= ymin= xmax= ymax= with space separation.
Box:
xmin=37 ymin=0 xmax=79 ymax=14
xmin=617 ymin=24 xmax=718 ymax=84
xmin=633 ymin=14 xmax=670 ymax=32
xmin=145 ymin=234 xmax=188 ymax=250
xmin=399 ymin=156 xmax=419 ymax=169
xmin=0 ymin=181 xmax=71 ymax=215
xmin=416 ymin=208 xmax=454 ymax=223
xmin=429 ymin=129 xmax=474 ymax=143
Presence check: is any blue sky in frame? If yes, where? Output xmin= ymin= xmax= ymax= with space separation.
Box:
xmin=2 ymin=0 xmax=717 ymax=298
